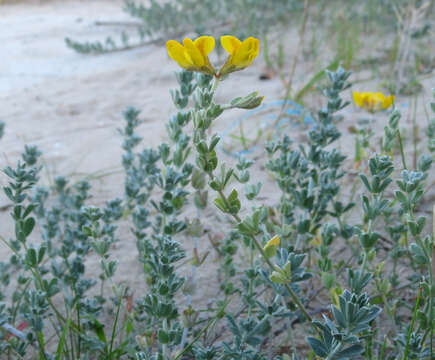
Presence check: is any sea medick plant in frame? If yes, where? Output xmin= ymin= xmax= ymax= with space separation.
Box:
xmin=1 ymin=154 xmax=46 ymax=358
xmin=119 ymin=68 xmax=221 ymax=359
xmin=0 ymin=144 xmax=129 ymax=358
xmin=2 ymin=29 xmax=435 ymax=360
xmin=351 ymin=101 xmax=434 ymax=358
xmin=163 ymin=34 xmax=381 ymax=359
xmin=266 ymin=67 xmax=354 ymax=272
xmin=163 ymin=32 xmax=435 ymax=359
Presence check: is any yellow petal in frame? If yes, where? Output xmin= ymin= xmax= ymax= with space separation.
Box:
xmin=382 ymin=95 xmax=394 ymax=109
xmin=221 ymin=35 xmax=241 ymax=56
xmin=232 ymin=37 xmax=260 ymax=68
xmin=266 ymin=235 xmax=280 ymax=248
xmin=353 ymin=91 xmax=363 ymax=107
xmin=183 ymin=38 xmax=205 ymax=67
xmin=166 ymin=40 xmax=192 ymax=69
xmin=194 ymin=36 xmax=215 ymax=57
xmin=264 ymin=235 xmax=280 ymax=248
xmin=374 ymin=92 xmax=386 ymax=102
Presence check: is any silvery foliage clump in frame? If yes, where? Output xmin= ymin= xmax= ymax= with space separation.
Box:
xmin=1 ymin=70 xmax=434 ymax=360
xmin=0 ymin=75 xmax=194 ymax=358
xmin=64 ymin=1 xmax=417 ymax=56
xmin=307 ymin=290 xmax=381 ymax=360
xmin=181 ymin=66 xmax=381 ymax=360
xmin=0 ymin=145 xmax=127 ymax=358
xmin=266 ymin=68 xmax=354 ymax=265
xmin=65 ymin=0 xmax=301 ymax=54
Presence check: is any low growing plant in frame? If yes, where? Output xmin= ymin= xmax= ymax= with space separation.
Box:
xmin=1 ymin=34 xmax=434 ymax=360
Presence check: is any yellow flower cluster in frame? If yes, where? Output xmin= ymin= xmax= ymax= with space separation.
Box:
xmin=353 ymin=91 xmax=394 ymax=113
xmin=166 ymin=35 xmax=260 ymax=77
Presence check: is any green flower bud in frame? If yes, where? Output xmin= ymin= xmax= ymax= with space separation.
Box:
xmin=230 ymin=91 xmax=264 ymax=109
xmin=321 ymin=272 xmax=335 ymax=289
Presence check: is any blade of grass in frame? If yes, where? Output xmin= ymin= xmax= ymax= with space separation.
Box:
xmin=56 ymin=308 xmax=74 ymax=360
xmin=109 ymin=291 xmax=124 ymax=356
xmin=430 ymin=205 xmax=435 ymax=360
xmin=37 ymin=331 xmax=48 ymax=360
xmin=397 ymin=129 xmax=408 ymax=170
xmin=412 ymin=94 xmax=418 ymax=169
xmin=403 ymin=286 xmax=422 ymax=360
xmin=294 ymin=59 xmax=340 ymax=104
xmin=173 ymin=297 xmax=232 ymax=360
xmin=379 ymin=334 xmax=387 ymax=360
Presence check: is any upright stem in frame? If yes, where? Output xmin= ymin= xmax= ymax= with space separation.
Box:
xmin=162 ymin=318 xmax=168 ymax=358
xmin=360 ymin=251 xmax=367 ymax=275
xmin=430 ymin=205 xmax=435 ymax=359
xmin=214 ymin=186 xmax=313 ymax=323
xmin=247 ymin=239 xmax=254 ymax=317
xmin=396 ymin=129 xmax=408 ymax=170
xmin=181 ymin=208 xmax=200 ymax=349
xmin=174 ymin=310 xmax=222 ymax=360
xmin=412 ymin=95 xmax=418 ymax=169
xmin=403 ymin=286 xmax=421 ymax=360
xmin=211 ymin=77 xmax=220 ymax=94
xmin=198 ymin=74 xmax=314 ymax=327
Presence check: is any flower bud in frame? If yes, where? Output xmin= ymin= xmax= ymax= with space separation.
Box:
xmin=182 ymin=275 xmax=197 ymax=296
xmin=182 ymin=306 xmax=199 ymax=328
xmin=230 ymin=91 xmax=264 ymax=109
xmin=321 ymin=272 xmax=335 ymax=289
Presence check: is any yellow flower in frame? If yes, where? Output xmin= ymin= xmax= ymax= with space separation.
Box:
xmin=353 ymin=91 xmax=394 ymax=113
xmin=263 ymin=235 xmax=280 ymax=258
xmin=166 ymin=36 xmax=216 ymax=75
xmin=218 ymin=36 xmax=260 ymax=76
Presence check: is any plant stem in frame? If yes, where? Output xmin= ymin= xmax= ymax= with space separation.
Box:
xmin=203 ymin=70 xmax=314 ymax=332
xmin=211 ymin=76 xmax=220 ymax=94
xmin=379 ymin=334 xmax=387 ymax=360
xmin=109 ymin=291 xmax=124 ymax=356
xmin=430 ymin=205 xmax=435 ymax=359
xmin=326 ymin=342 xmax=342 ymax=360
xmin=162 ymin=318 xmax=168 ymax=358
xmin=174 ymin=298 xmax=231 ymax=360
xmin=36 ymin=331 xmax=48 ymax=360
xmin=174 ymin=316 xmax=218 ymax=360
xmin=403 ymin=286 xmax=422 ymax=360
xmin=396 ymin=129 xmax=408 ymax=170
xmin=248 ymin=240 xmax=254 ymax=317
xmin=214 ymin=187 xmax=313 ymax=323
xmin=360 ymin=251 xmax=367 ymax=275
xmin=377 ymin=280 xmax=398 ymax=335
xmin=412 ymin=95 xmax=418 ymax=169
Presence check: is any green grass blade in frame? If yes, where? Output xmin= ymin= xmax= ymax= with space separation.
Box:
xmin=294 ymin=59 xmax=339 ymax=104
xmin=56 ymin=309 xmax=73 ymax=360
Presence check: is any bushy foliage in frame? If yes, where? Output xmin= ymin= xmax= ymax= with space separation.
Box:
xmin=0 ymin=54 xmax=434 ymax=360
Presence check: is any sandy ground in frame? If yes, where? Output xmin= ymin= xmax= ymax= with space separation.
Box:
xmin=0 ymin=0 xmax=287 ymax=308
xmin=0 ymin=0 xmax=434 ymax=352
